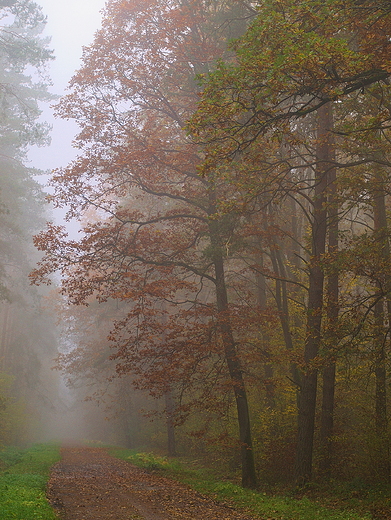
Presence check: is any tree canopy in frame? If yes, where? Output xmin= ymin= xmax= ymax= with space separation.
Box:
xmin=31 ymin=0 xmax=391 ymax=487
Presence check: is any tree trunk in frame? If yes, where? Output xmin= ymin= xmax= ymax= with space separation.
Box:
xmin=255 ymin=247 xmax=275 ymax=408
xmin=0 ymin=304 xmax=11 ymax=371
xmin=209 ymin=201 xmax=257 ymax=489
xmin=373 ymin=292 xmax=389 ymax=479
xmin=372 ymin=168 xmax=390 ymax=480
xmin=320 ymin=107 xmax=338 ymax=478
xmin=214 ymin=252 xmax=257 ymax=488
xmin=320 ymin=364 xmax=336 ymax=476
xmin=161 ymin=308 xmax=177 ymax=458
xmin=165 ymin=389 xmax=177 ymax=457
xmin=270 ymin=247 xmax=301 ymax=388
xmin=295 ymin=102 xmax=331 ymax=484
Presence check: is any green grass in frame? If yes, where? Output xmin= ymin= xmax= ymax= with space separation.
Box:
xmin=110 ymin=448 xmax=372 ymax=520
xmin=0 ymin=444 xmax=60 ymax=520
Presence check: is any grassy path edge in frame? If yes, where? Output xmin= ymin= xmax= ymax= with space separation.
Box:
xmin=109 ymin=448 xmax=372 ymax=520
xmin=0 ymin=444 xmax=376 ymax=520
xmin=0 ymin=443 xmax=61 ymax=520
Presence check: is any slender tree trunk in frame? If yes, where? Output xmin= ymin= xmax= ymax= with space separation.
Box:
xmin=255 ymin=248 xmax=275 ymax=408
xmin=372 ymin=168 xmax=390 ymax=480
xmin=208 ymin=197 xmax=257 ymax=489
xmin=373 ymin=292 xmax=389 ymax=478
xmin=119 ymin=381 xmax=135 ymax=449
xmin=270 ymin=247 xmax=301 ymax=389
xmin=320 ymin=108 xmax=338 ymax=478
xmin=214 ymin=251 xmax=257 ymax=488
xmin=0 ymin=304 xmax=10 ymax=371
xmin=295 ymin=102 xmax=331 ymax=484
xmin=165 ymin=389 xmax=177 ymax=457
xmin=320 ymin=364 xmax=336 ymax=475
xmin=270 ymin=249 xmax=293 ymax=351
xmin=161 ymin=308 xmax=177 ymax=457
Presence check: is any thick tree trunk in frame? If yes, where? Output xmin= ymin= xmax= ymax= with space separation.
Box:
xmin=295 ymin=103 xmax=331 ymax=484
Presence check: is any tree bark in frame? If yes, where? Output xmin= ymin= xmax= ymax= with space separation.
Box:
xmin=270 ymin=247 xmax=301 ymax=388
xmin=161 ymin=308 xmax=177 ymax=458
xmin=165 ymin=389 xmax=177 ymax=457
xmin=255 ymin=249 xmax=275 ymax=408
xmin=295 ymin=102 xmax=331 ymax=484
xmin=320 ymin=106 xmax=338 ymax=478
xmin=214 ymin=251 xmax=257 ymax=488
xmin=209 ymin=194 xmax=257 ymax=489
xmin=372 ymin=167 xmax=390 ymax=480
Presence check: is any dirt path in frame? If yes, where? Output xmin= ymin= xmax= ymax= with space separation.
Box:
xmin=47 ymin=446 xmax=257 ymax=520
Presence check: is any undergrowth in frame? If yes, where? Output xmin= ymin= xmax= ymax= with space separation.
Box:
xmin=0 ymin=443 xmax=60 ymax=520
xmin=110 ymin=447 xmax=374 ymax=520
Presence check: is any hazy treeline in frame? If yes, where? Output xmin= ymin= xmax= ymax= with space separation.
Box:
xmin=0 ymin=0 xmax=63 ymax=446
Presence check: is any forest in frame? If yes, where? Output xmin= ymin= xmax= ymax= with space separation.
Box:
xmin=0 ymin=0 xmax=63 ymax=448
xmin=2 ymin=0 xmax=391 ymax=493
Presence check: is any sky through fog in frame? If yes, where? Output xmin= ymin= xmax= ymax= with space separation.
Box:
xmin=29 ymin=0 xmax=107 ymax=171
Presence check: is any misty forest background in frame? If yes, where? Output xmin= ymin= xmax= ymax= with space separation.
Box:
xmin=3 ymin=0 xmax=391 ymax=490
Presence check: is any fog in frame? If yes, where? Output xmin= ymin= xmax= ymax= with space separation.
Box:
xmin=6 ymin=0 xmax=391 ymax=490
xmin=28 ymin=0 xmax=107 ymax=171
xmin=18 ymin=0 xmax=162 ymax=449
xmin=0 ymin=0 xmax=191 ymax=451
xmin=25 ymin=0 xmax=110 ymax=446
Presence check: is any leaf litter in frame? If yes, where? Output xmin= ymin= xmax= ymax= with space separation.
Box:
xmin=47 ymin=446 xmax=256 ymax=520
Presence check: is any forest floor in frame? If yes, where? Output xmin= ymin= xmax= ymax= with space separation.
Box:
xmin=47 ymin=446 xmax=257 ymax=520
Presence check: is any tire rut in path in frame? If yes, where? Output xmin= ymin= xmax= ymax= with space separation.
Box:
xmin=47 ymin=446 xmax=256 ymax=520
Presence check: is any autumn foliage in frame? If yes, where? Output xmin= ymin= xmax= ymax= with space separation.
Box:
xmin=31 ymin=0 xmax=391 ymax=487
